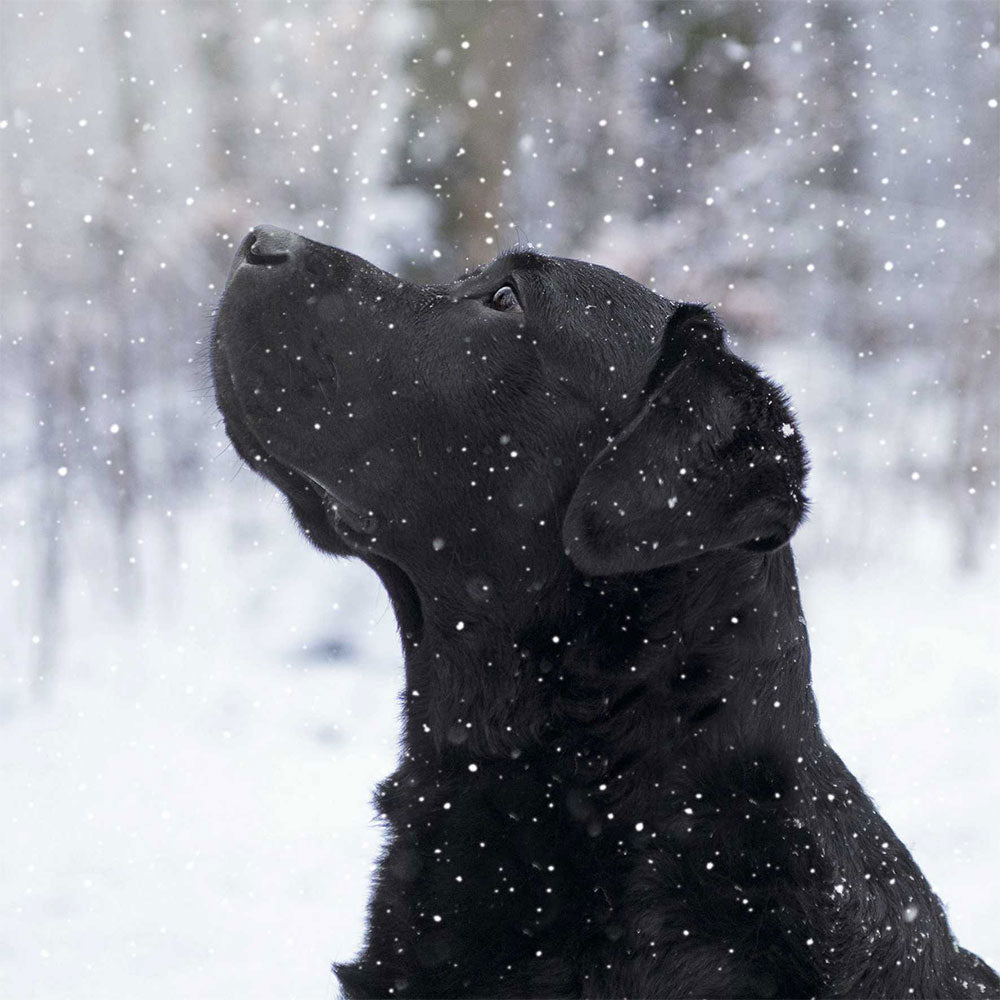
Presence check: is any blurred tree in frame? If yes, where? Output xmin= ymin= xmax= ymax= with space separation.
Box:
xmin=1 ymin=0 xmax=996 ymax=699
xmin=396 ymin=1 xmax=533 ymax=270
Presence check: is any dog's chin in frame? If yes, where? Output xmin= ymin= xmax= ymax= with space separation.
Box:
xmin=270 ymin=455 xmax=425 ymax=644
xmin=222 ymin=402 xmax=424 ymax=639
xmin=212 ymin=327 xmax=354 ymax=557
xmin=220 ymin=412 xmax=351 ymax=557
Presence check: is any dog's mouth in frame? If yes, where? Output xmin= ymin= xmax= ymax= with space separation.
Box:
xmin=215 ymin=342 xmax=424 ymax=642
xmin=300 ymin=471 xmax=378 ymax=536
xmin=217 ymin=381 xmax=425 ymax=643
xmin=212 ymin=327 xmax=375 ymax=544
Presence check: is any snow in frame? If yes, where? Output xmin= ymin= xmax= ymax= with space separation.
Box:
xmin=1 ymin=0 xmax=996 ymax=993
xmin=803 ymin=556 xmax=1000 ymax=961
xmin=0 ymin=471 xmax=997 ymax=998
xmin=1 ymin=484 xmax=401 ymax=999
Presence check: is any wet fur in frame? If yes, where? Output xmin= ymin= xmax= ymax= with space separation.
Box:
xmin=213 ymin=232 xmax=998 ymax=998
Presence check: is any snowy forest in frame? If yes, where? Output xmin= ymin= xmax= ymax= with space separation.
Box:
xmin=2 ymin=2 xmax=998 ymax=997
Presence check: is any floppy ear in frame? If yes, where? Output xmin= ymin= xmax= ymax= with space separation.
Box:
xmin=562 ymin=304 xmax=808 ymax=575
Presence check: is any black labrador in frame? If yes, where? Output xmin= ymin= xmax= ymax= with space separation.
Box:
xmin=212 ymin=226 xmax=998 ymax=999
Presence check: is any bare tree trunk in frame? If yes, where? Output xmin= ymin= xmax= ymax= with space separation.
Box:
xmin=30 ymin=312 xmax=69 ymax=700
xmin=103 ymin=0 xmax=145 ymax=612
xmin=949 ymin=260 xmax=999 ymax=574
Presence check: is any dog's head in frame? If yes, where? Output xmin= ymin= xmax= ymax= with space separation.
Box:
xmin=213 ymin=227 xmax=807 ymax=628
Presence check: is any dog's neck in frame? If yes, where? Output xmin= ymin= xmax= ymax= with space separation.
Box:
xmin=372 ymin=546 xmax=818 ymax=785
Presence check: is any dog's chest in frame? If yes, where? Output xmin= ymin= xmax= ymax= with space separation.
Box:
xmin=374 ymin=756 xmax=807 ymax=994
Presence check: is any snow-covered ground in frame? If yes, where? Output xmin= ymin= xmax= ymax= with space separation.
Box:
xmin=1 ymin=471 xmax=997 ymax=999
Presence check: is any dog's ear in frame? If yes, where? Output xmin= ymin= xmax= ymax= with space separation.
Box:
xmin=562 ymin=304 xmax=808 ymax=575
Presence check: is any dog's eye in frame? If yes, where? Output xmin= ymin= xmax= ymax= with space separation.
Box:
xmin=490 ymin=285 xmax=521 ymax=312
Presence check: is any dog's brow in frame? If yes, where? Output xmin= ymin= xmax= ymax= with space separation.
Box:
xmin=458 ymin=249 xmax=547 ymax=283
xmin=495 ymin=248 xmax=547 ymax=274
xmin=458 ymin=262 xmax=488 ymax=281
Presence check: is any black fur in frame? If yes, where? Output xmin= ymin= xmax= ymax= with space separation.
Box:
xmin=212 ymin=227 xmax=998 ymax=999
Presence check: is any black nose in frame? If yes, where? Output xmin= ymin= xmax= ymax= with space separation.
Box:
xmin=245 ymin=225 xmax=300 ymax=265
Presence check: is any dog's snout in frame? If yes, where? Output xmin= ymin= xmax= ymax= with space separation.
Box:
xmin=245 ymin=224 xmax=300 ymax=265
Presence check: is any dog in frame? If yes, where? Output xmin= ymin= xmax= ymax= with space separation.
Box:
xmin=212 ymin=225 xmax=998 ymax=999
